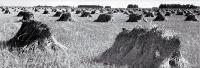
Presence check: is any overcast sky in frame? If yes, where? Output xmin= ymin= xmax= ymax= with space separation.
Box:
xmin=0 ymin=0 xmax=199 ymax=8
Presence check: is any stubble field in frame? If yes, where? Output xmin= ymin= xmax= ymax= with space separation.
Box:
xmin=0 ymin=8 xmax=199 ymax=68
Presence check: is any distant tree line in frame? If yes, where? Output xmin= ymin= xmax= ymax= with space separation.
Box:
xmin=34 ymin=5 xmax=53 ymax=8
xmin=105 ymin=6 xmax=111 ymax=8
xmin=55 ymin=5 xmax=71 ymax=8
xmin=78 ymin=5 xmax=103 ymax=8
xmin=159 ymin=4 xmax=199 ymax=9
xmin=127 ymin=4 xmax=139 ymax=8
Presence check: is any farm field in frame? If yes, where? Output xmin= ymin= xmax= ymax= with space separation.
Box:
xmin=0 ymin=8 xmax=200 ymax=68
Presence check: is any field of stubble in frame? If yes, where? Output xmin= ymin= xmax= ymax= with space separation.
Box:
xmin=0 ymin=9 xmax=199 ymax=68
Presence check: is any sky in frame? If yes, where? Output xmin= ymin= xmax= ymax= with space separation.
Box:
xmin=0 ymin=0 xmax=199 ymax=8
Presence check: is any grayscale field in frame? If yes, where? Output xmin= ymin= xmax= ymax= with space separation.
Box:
xmin=0 ymin=0 xmax=200 ymax=68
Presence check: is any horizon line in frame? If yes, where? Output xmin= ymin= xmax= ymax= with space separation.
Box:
xmin=0 ymin=3 xmax=199 ymax=8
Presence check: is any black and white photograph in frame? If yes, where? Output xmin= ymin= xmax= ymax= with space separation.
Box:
xmin=0 ymin=0 xmax=200 ymax=68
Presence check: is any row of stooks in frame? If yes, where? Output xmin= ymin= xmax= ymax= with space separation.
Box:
xmin=1 ymin=7 xmax=199 ymax=22
xmin=16 ymin=10 xmax=199 ymax=22
xmin=1 ymin=7 xmax=200 ymax=15
xmin=2 ymin=7 xmax=200 ymax=15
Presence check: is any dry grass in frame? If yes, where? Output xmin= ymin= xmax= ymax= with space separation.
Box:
xmin=0 ymin=8 xmax=200 ymax=68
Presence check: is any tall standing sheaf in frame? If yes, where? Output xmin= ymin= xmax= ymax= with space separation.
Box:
xmin=96 ymin=27 xmax=189 ymax=68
